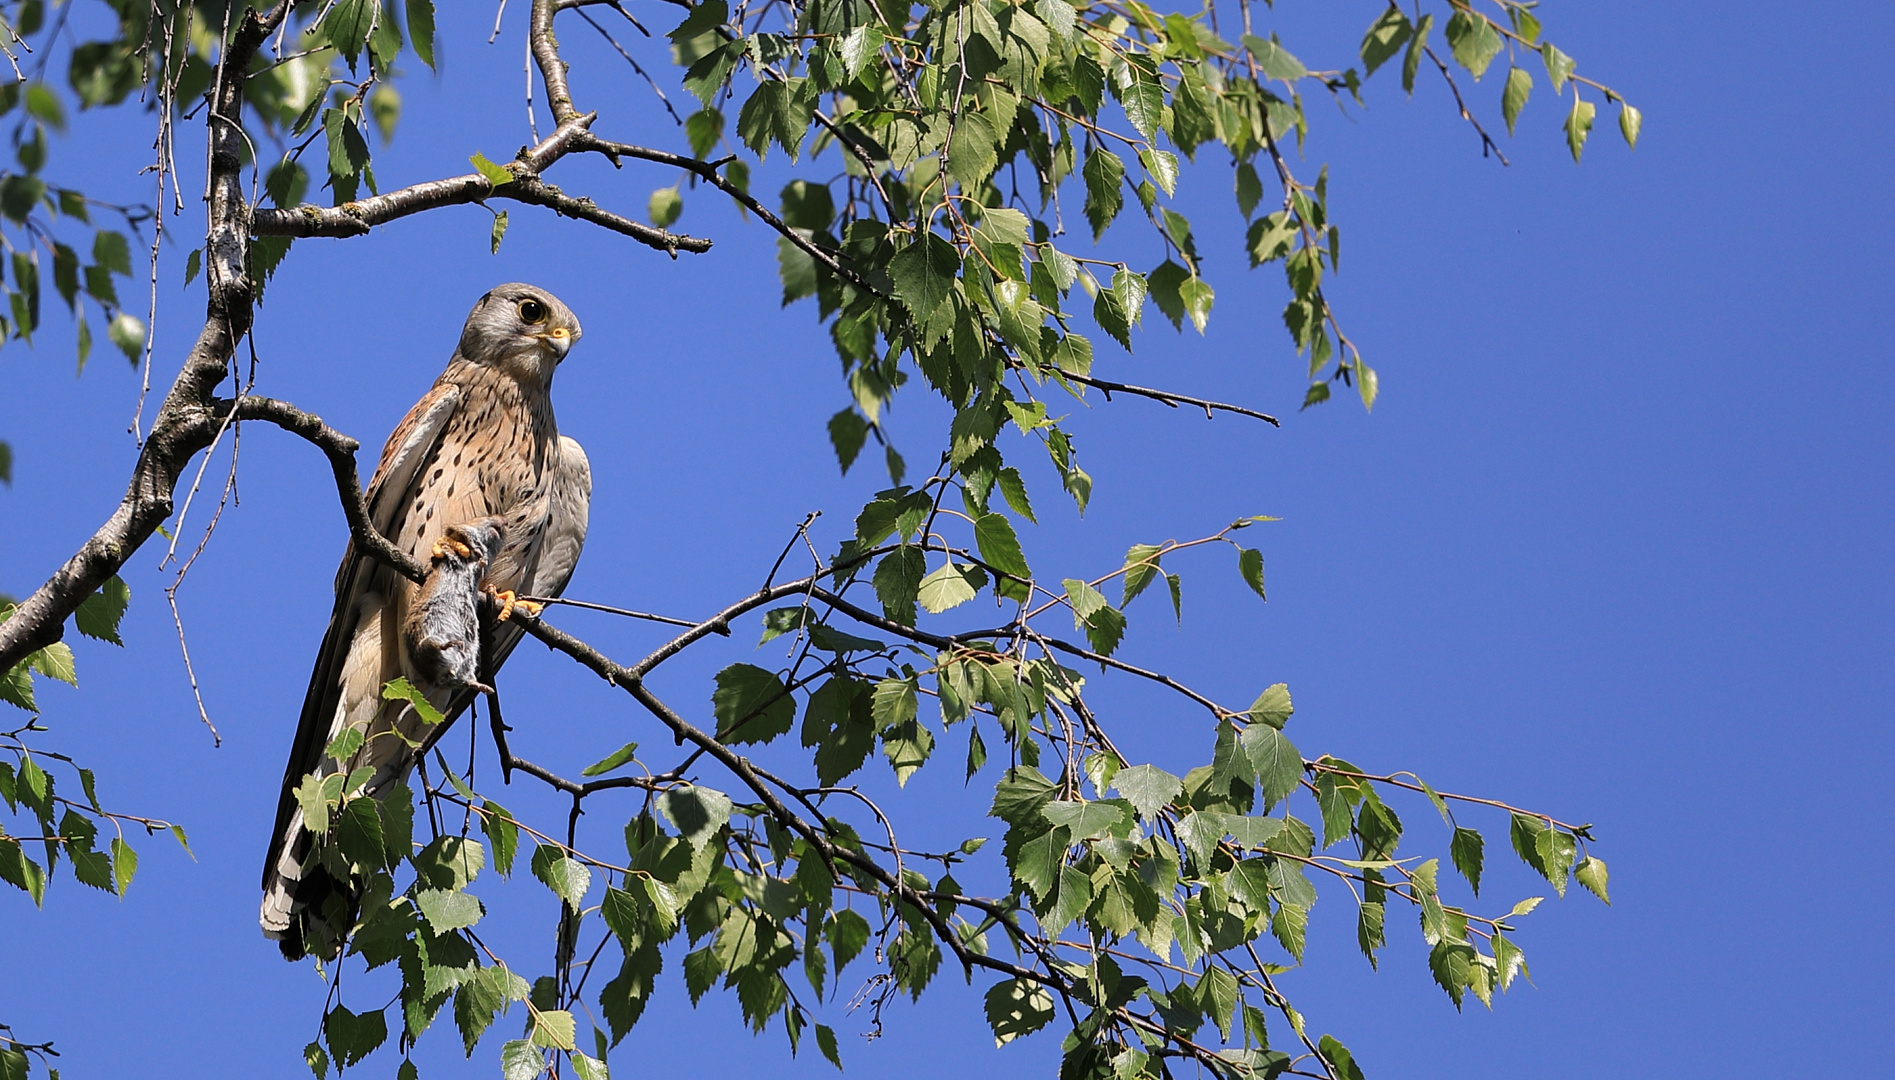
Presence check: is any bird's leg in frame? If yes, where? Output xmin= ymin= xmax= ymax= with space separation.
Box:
xmin=432 ymin=535 xmax=475 ymax=561
xmin=484 ymin=587 xmax=544 ymax=621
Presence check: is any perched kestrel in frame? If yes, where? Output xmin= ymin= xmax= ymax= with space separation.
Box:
xmin=260 ymin=284 xmax=591 ymax=960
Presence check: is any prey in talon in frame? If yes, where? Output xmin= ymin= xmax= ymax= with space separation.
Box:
xmin=405 ymin=517 xmax=508 ymax=694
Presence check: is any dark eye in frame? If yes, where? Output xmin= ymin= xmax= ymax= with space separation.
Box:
xmin=517 ymin=299 xmax=547 ymax=324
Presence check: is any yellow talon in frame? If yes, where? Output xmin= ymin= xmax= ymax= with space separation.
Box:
xmin=485 ymin=588 xmax=540 ymax=621
xmin=432 ymin=536 xmax=474 ymax=561
xmin=488 ymin=587 xmax=518 ymax=621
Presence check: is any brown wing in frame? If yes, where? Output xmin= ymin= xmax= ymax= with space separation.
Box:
xmin=261 ymin=382 xmax=461 ymax=891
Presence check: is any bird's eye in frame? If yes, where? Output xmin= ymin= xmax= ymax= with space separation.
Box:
xmin=517 ymin=299 xmax=548 ymax=324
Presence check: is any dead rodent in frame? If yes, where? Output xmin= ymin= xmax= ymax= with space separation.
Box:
xmin=404 ymin=516 xmax=507 ymax=694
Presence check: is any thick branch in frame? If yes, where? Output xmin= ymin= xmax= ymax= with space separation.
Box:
xmin=532 ymin=0 xmax=580 ymax=124
xmin=251 ymin=120 xmax=710 ymax=254
xmin=0 ymin=6 xmax=288 ymax=673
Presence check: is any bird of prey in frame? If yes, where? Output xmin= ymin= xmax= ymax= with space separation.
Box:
xmin=260 ymin=284 xmax=591 ymax=961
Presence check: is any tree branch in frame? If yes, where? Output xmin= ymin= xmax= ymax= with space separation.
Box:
xmin=580 ymin=135 xmax=884 ymax=294
xmin=1063 ymin=372 xmax=1281 ymax=425
xmin=218 ymin=395 xmax=426 ymax=583
xmin=0 ymin=6 xmax=287 ymax=673
xmin=251 ymin=119 xmax=711 ymax=254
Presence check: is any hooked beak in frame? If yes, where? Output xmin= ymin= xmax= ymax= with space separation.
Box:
xmin=539 ymin=327 xmax=573 ymax=359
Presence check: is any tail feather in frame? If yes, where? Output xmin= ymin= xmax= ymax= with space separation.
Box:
xmin=259 ymin=808 xmax=358 ymax=962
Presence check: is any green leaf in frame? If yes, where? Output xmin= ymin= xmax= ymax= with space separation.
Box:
xmin=1118 ymin=76 xmax=1164 ymax=140
xmin=304 ymin=1041 xmax=329 ymax=1080
xmin=1360 ymin=7 xmax=1412 ymax=76
xmin=947 ymin=114 xmax=1004 ymax=185
xmin=872 ymin=547 xmax=926 ymax=625
xmin=532 ymin=1008 xmax=577 ymax=1051
xmin=500 ymin=1039 xmax=541 ymax=1080
xmin=1403 ymin=13 xmax=1433 ymax=94
xmin=491 ymin=210 xmax=510 ymax=255
xmin=470 ymin=151 xmax=514 ymax=187
xmin=107 ymin=312 xmax=144 ymax=362
xmin=582 ymin=742 xmax=641 ymax=777
xmin=407 ymin=0 xmax=437 ymax=69
xmin=1445 ymin=11 xmax=1503 ymax=78
xmin=685 ymin=108 xmax=723 ymax=159
xmin=917 ymin=562 xmax=980 ymax=613
xmin=103 ymin=835 xmax=135 ymax=896
xmin=1083 ymin=148 xmax=1125 ymax=240
xmin=1233 ymin=163 xmax=1264 ymax=222
xmin=1318 ymin=1035 xmax=1368 ymax=1080
xmin=322 ymin=0 xmax=379 ymax=64
xmin=839 ymin=24 xmax=885 ymax=81
xmin=1042 ymin=798 xmax=1135 ymax=840
xmin=996 ymin=467 xmax=1037 ymax=524
xmin=1451 ymin=827 xmax=1484 ymax=895
xmin=324 ymin=109 xmax=372 ymax=188
xmin=816 ymin=1024 xmax=842 ymax=1069
xmin=1178 ymin=277 xmax=1214 ymax=335
xmin=828 ymin=409 xmax=869 ymax=473
xmin=92 ymin=230 xmax=131 ymax=276
xmin=24 ymin=82 xmax=64 ymax=132
xmin=1356 ymin=359 xmax=1379 ymax=411
xmin=531 ymin=845 xmax=593 ymax=907
xmin=1565 ymin=95 xmax=1597 ymax=162
xmin=382 ymin=677 xmax=445 ymax=726
xmin=369 ymin=85 xmax=400 ymax=142
xmin=1237 ymin=548 xmax=1266 ymax=600
xmin=1502 ymin=66 xmax=1532 ymax=135
xmin=648 ymin=186 xmax=682 ymax=228
xmin=1619 ymin=103 xmax=1642 ymax=149
xmin=1138 ymin=148 xmax=1179 ymax=197
xmin=660 ymin=784 xmax=731 ymax=850
xmin=1120 ymin=544 xmax=1162 ymax=608
xmin=415 ymin=887 xmax=483 ymax=934
xmin=414 ymin=835 xmax=486 ymax=891
xmin=1574 ymin=856 xmax=1610 ymax=904
xmin=1492 ymin=931 xmax=1528 ymax=991
xmin=1111 ymin=764 xmax=1181 ymax=821
xmin=887 ymin=234 xmax=960 ymax=323
xmin=1149 ymin=260 xmax=1188 ymax=330
xmin=481 ymin=800 xmax=520 ymax=876
xmin=1542 ymin=42 xmax=1575 ymax=92
xmin=1247 ymin=683 xmax=1293 ymax=729
xmin=974 ymin=514 xmax=1031 ymax=601
xmin=1247 ymin=211 xmax=1297 ymax=267
xmin=713 ymin=663 xmax=795 ymax=744
xmin=1239 ymin=724 xmax=1302 ymax=809
xmin=984 ymin=978 xmax=1056 ymax=1046
xmin=29 ymin=642 xmax=75 ymax=687
xmin=1243 ymin=34 xmax=1307 ymax=82
xmin=324 ymin=1002 xmax=388 ymax=1069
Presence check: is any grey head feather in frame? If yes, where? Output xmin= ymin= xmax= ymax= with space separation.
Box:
xmin=456 ymin=283 xmax=583 ymax=386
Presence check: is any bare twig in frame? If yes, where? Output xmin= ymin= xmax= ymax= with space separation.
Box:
xmin=1063 ymin=372 xmax=1281 ymax=425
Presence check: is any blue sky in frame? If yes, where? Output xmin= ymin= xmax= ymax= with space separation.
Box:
xmin=2 ymin=1 xmax=1890 ymax=1076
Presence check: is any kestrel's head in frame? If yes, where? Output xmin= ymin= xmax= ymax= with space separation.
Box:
xmin=457 ymin=283 xmax=583 ymax=385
